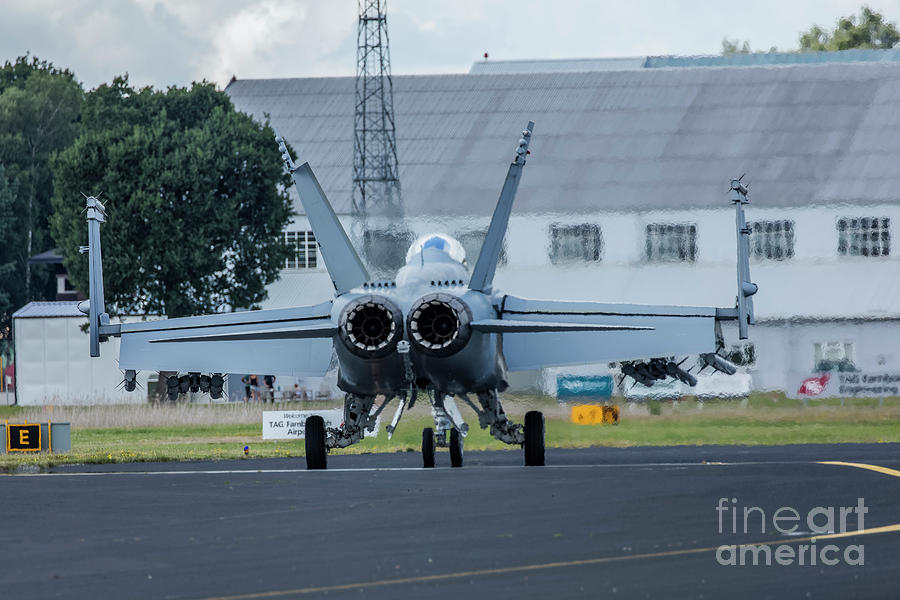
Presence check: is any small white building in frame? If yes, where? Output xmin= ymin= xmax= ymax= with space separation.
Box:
xmin=12 ymin=302 xmax=154 ymax=405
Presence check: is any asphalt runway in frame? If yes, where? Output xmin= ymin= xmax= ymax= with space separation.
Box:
xmin=3 ymin=444 xmax=900 ymax=599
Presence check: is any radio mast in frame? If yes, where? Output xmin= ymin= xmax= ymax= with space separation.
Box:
xmin=353 ymin=0 xmax=408 ymax=271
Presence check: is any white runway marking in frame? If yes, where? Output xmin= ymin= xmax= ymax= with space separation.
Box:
xmin=0 ymin=460 xmax=867 ymax=478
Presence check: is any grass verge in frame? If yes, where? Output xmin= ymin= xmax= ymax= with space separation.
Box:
xmin=1 ymin=395 xmax=898 ymax=471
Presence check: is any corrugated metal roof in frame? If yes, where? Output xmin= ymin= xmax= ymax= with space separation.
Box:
xmin=469 ymin=49 xmax=900 ymax=74
xmin=227 ymin=61 xmax=900 ymax=216
xmin=13 ymin=301 xmax=84 ymax=319
xmin=646 ymin=48 xmax=900 ymax=69
xmin=469 ymin=57 xmax=646 ymax=74
xmin=28 ymin=248 xmax=63 ymax=264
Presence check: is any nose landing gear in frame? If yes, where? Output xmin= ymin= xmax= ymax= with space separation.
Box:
xmin=420 ymin=391 xmax=467 ymax=467
xmin=449 ymin=428 xmax=464 ymax=468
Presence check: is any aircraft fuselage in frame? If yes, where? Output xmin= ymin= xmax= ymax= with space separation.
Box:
xmin=330 ymin=243 xmax=507 ymax=396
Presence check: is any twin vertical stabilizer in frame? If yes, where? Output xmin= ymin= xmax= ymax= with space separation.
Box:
xmin=276 ymin=135 xmax=370 ymax=295
xmin=468 ymin=121 xmax=535 ymax=293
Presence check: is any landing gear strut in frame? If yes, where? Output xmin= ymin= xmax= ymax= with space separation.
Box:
xmin=304 ymin=393 xmax=395 ymax=470
xmin=461 ymin=390 xmax=545 ymax=466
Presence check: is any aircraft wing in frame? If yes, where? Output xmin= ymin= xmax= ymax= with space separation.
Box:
xmin=112 ymin=302 xmax=336 ymax=376
xmin=497 ymin=295 xmax=720 ymax=371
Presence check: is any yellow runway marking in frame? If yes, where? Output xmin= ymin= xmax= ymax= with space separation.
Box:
xmin=193 ymin=522 xmax=900 ymax=600
xmin=819 ymin=461 xmax=900 ymax=478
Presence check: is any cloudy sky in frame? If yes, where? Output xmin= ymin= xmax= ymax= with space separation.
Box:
xmin=3 ymin=0 xmax=900 ymax=90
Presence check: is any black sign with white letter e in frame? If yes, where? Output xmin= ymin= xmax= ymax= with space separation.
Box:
xmin=8 ymin=424 xmax=41 ymax=452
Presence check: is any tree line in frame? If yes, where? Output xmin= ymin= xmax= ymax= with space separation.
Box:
xmin=0 ymin=56 xmax=292 ymax=343
xmin=723 ymin=5 xmax=899 ymax=55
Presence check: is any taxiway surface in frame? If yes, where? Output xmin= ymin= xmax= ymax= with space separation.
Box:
xmin=3 ymin=444 xmax=899 ymax=599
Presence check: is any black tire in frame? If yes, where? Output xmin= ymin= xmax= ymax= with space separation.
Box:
xmin=450 ymin=428 xmax=464 ymax=468
xmin=422 ymin=428 xmax=435 ymax=468
xmin=524 ymin=410 xmax=545 ymax=466
xmin=305 ymin=416 xmax=327 ymax=470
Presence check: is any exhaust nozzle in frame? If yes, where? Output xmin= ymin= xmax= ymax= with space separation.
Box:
xmin=338 ymin=295 xmax=403 ymax=358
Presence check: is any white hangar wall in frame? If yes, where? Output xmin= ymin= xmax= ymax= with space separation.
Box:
xmin=748 ymin=320 xmax=900 ymax=396
xmin=264 ymin=202 xmax=900 ymax=397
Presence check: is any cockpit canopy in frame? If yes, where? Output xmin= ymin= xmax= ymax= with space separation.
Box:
xmin=405 ymin=234 xmax=467 ymax=264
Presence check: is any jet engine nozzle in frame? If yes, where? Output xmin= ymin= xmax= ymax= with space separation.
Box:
xmin=407 ymin=293 xmax=473 ymax=357
xmin=338 ymin=295 xmax=403 ymax=358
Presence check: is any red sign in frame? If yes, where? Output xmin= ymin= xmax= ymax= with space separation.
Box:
xmin=798 ymin=373 xmax=830 ymax=396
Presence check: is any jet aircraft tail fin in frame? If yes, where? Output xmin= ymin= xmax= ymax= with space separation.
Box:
xmin=468 ymin=121 xmax=534 ymax=293
xmin=276 ymin=134 xmax=370 ymax=295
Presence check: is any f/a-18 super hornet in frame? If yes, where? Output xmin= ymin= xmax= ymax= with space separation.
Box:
xmin=80 ymin=121 xmax=757 ymax=469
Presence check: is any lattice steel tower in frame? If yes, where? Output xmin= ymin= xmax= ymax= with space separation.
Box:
xmin=353 ymin=0 xmax=402 ymax=218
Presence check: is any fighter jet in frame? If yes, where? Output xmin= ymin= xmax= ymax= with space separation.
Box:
xmin=80 ymin=121 xmax=757 ymax=469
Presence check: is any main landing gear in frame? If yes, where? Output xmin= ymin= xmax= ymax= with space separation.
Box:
xmin=523 ymin=410 xmax=545 ymax=467
xmin=305 ymin=392 xmax=388 ymax=470
xmin=460 ymin=389 xmax=546 ymax=467
xmin=304 ymin=390 xmax=545 ymax=469
xmin=305 ymin=415 xmax=327 ymax=470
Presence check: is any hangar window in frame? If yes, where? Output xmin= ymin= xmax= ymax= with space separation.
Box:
xmin=749 ymin=220 xmax=794 ymax=260
xmin=814 ymin=342 xmax=857 ymax=372
xmin=645 ymin=223 xmax=696 ymax=262
xmin=284 ymin=231 xmax=318 ymax=269
xmin=549 ymin=224 xmax=602 ymax=264
xmin=837 ymin=217 xmax=890 ymax=257
xmin=456 ymin=230 xmax=508 ymax=266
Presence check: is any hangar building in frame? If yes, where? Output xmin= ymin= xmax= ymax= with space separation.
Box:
xmin=226 ymin=50 xmax=900 ymax=399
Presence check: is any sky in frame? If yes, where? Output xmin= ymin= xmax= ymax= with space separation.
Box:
xmin=3 ymin=0 xmax=900 ymax=90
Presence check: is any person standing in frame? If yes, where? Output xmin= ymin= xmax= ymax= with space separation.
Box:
xmin=263 ymin=374 xmax=276 ymax=402
xmin=241 ymin=374 xmax=252 ymax=402
xmin=249 ymin=374 xmax=260 ymax=401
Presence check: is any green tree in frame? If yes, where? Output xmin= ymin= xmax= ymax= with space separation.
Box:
xmin=721 ymin=38 xmax=778 ymax=55
xmin=799 ymin=5 xmax=900 ymax=51
xmin=50 ymin=77 xmax=292 ymax=318
xmin=722 ymin=38 xmax=753 ymax=55
xmin=0 ymin=55 xmax=83 ymax=328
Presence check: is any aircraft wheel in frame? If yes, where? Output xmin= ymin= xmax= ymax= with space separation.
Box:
xmin=524 ymin=410 xmax=545 ymax=466
xmin=305 ymin=416 xmax=327 ymax=470
xmin=422 ymin=427 xmax=435 ymax=468
xmin=450 ymin=428 xmax=464 ymax=468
